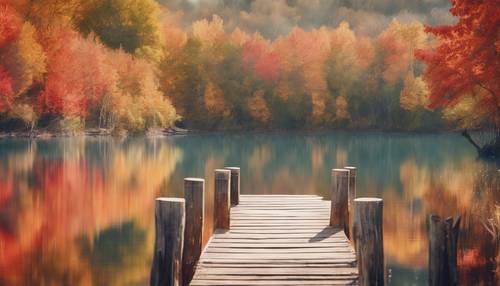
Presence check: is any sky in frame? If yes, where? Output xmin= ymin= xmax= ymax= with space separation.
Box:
xmin=157 ymin=0 xmax=456 ymax=38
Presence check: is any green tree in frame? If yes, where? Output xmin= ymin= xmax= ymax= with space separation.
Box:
xmin=78 ymin=0 xmax=162 ymax=60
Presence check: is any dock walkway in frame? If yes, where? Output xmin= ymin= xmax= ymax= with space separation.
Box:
xmin=190 ymin=195 xmax=358 ymax=285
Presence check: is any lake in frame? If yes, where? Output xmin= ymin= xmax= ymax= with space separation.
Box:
xmin=0 ymin=132 xmax=498 ymax=285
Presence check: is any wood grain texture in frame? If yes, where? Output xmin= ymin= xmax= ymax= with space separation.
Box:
xmin=214 ymin=169 xmax=231 ymax=230
xmin=224 ymin=167 xmax=240 ymax=205
xmin=150 ymin=198 xmax=185 ymax=286
xmin=190 ymin=195 xmax=358 ymax=285
xmin=183 ymin=178 xmax=205 ymax=286
xmin=344 ymin=166 xmax=357 ymax=240
xmin=353 ymin=198 xmax=384 ymax=286
xmin=330 ymin=169 xmax=349 ymax=228
xmin=428 ymin=215 xmax=460 ymax=286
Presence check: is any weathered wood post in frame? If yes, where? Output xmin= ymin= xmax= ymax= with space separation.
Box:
xmin=344 ymin=166 xmax=357 ymax=239
xmin=354 ymin=198 xmax=384 ymax=286
xmin=330 ymin=169 xmax=349 ymax=229
xmin=225 ymin=167 xmax=240 ymax=206
xmin=428 ymin=215 xmax=461 ymax=286
xmin=150 ymin=198 xmax=185 ymax=286
xmin=214 ymin=169 xmax=231 ymax=230
xmin=182 ymin=178 xmax=205 ymax=286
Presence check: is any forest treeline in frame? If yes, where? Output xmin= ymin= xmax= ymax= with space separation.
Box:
xmin=0 ymin=0 xmax=450 ymax=132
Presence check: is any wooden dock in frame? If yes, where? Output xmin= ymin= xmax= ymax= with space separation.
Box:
xmin=150 ymin=167 xmax=386 ymax=286
xmin=190 ymin=195 xmax=358 ymax=285
xmin=150 ymin=166 xmax=461 ymax=286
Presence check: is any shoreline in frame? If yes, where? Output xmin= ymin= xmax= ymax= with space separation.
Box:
xmin=0 ymin=127 xmax=190 ymax=140
xmin=0 ymin=128 xmax=466 ymax=140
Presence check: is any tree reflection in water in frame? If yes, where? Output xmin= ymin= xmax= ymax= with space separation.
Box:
xmin=0 ymin=137 xmax=182 ymax=285
xmin=0 ymin=133 xmax=498 ymax=285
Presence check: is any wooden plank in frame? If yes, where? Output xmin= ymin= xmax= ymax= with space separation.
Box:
xmin=205 ymin=248 xmax=354 ymax=253
xmin=193 ymin=274 xmax=358 ymax=280
xmin=230 ymin=213 xmax=330 ymax=216
xmin=230 ymin=222 xmax=331 ymax=225
xmin=240 ymin=196 xmax=324 ymax=198
xmin=230 ymin=206 xmax=330 ymax=209
xmin=191 ymin=279 xmax=357 ymax=285
xmin=210 ymin=238 xmax=346 ymax=243
xmin=226 ymin=228 xmax=345 ymax=234
xmin=199 ymin=253 xmax=356 ymax=260
xmin=190 ymin=194 xmax=358 ymax=286
xmin=194 ymin=267 xmax=357 ymax=275
xmin=229 ymin=226 xmax=337 ymax=230
xmin=212 ymin=233 xmax=346 ymax=239
xmin=206 ymin=241 xmax=352 ymax=246
xmin=235 ymin=204 xmax=329 ymax=207
xmin=197 ymin=263 xmax=355 ymax=268
xmin=230 ymin=213 xmax=331 ymax=217
xmin=205 ymin=243 xmax=352 ymax=249
xmin=199 ymin=258 xmax=356 ymax=264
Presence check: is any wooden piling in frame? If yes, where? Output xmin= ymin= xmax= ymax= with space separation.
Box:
xmin=344 ymin=166 xmax=357 ymax=239
xmin=354 ymin=198 xmax=384 ymax=286
xmin=428 ymin=215 xmax=460 ymax=286
xmin=225 ymin=167 xmax=240 ymax=206
xmin=214 ymin=169 xmax=231 ymax=230
xmin=150 ymin=198 xmax=185 ymax=286
xmin=330 ymin=169 xmax=349 ymax=228
xmin=182 ymin=178 xmax=205 ymax=285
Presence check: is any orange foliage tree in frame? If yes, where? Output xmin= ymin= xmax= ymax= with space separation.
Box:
xmin=416 ymin=0 xmax=500 ymax=154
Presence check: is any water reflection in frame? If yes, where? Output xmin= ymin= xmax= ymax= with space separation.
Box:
xmin=0 ymin=138 xmax=182 ymax=285
xmin=0 ymin=132 xmax=498 ymax=285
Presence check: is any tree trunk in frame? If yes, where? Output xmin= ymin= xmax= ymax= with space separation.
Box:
xmin=461 ymin=129 xmax=482 ymax=151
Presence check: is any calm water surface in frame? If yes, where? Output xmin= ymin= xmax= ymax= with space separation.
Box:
xmin=0 ymin=132 xmax=498 ymax=285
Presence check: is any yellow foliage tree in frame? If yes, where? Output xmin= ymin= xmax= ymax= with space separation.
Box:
xmin=443 ymin=91 xmax=493 ymax=129
xmin=204 ymin=81 xmax=225 ymax=114
xmin=230 ymin=27 xmax=250 ymax=47
xmin=192 ymin=15 xmax=225 ymax=47
xmin=2 ymin=22 xmax=46 ymax=96
xmin=247 ymin=89 xmax=271 ymax=124
xmin=335 ymin=95 xmax=349 ymax=119
xmin=400 ymin=73 xmax=429 ymax=111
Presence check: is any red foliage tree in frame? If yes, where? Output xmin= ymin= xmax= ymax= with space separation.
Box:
xmin=416 ymin=0 xmax=500 ymax=116
xmin=39 ymin=29 xmax=115 ymax=118
xmin=242 ymin=34 xmax=280 ymax=82
xmin=254 ymin=51 xmax=280 ymax=82
xmin=38 ymin=28 xmax=84 ymax=116
xmin=0 ymin=1 xmax=21 ymax=49
xmin=0 ymin=2 xmax=20 ymax=112
xmin=0 ymin=66 xmax=14 ymax=111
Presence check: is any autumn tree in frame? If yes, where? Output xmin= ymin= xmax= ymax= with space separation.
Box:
xmin=326 ymin=22 xmax=375 ymax=125
xmin=108 ymin=49 xmax=176 ymax=131
xmin=242 ymin=33 xmax=280 ymax=82
xmin=0 ymin=1 xmax=21 ymax=112
xmin=400 ymin=74 xmax=428 ymax=111
xmin=0 ymin=66 xmax=14 ymax=113
xmin=2 ymin=22 xmax=46 ymax=130
xmin=247 ymin=89 xmax=271 ymax=124
xmin=417 ymin=0 xmax=500 ymax=156
xmin=39 ymin=29 xmax=97 ymax=119
xmin=0 ymin=1 xmax=21 ymax=48
xmin=377 ymin=22 xmax=412 ymax=85
xmin=16 ymin=0 xmax=88 ymax=31
xmin=78 ymin=0 xmax=163 ymax=61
